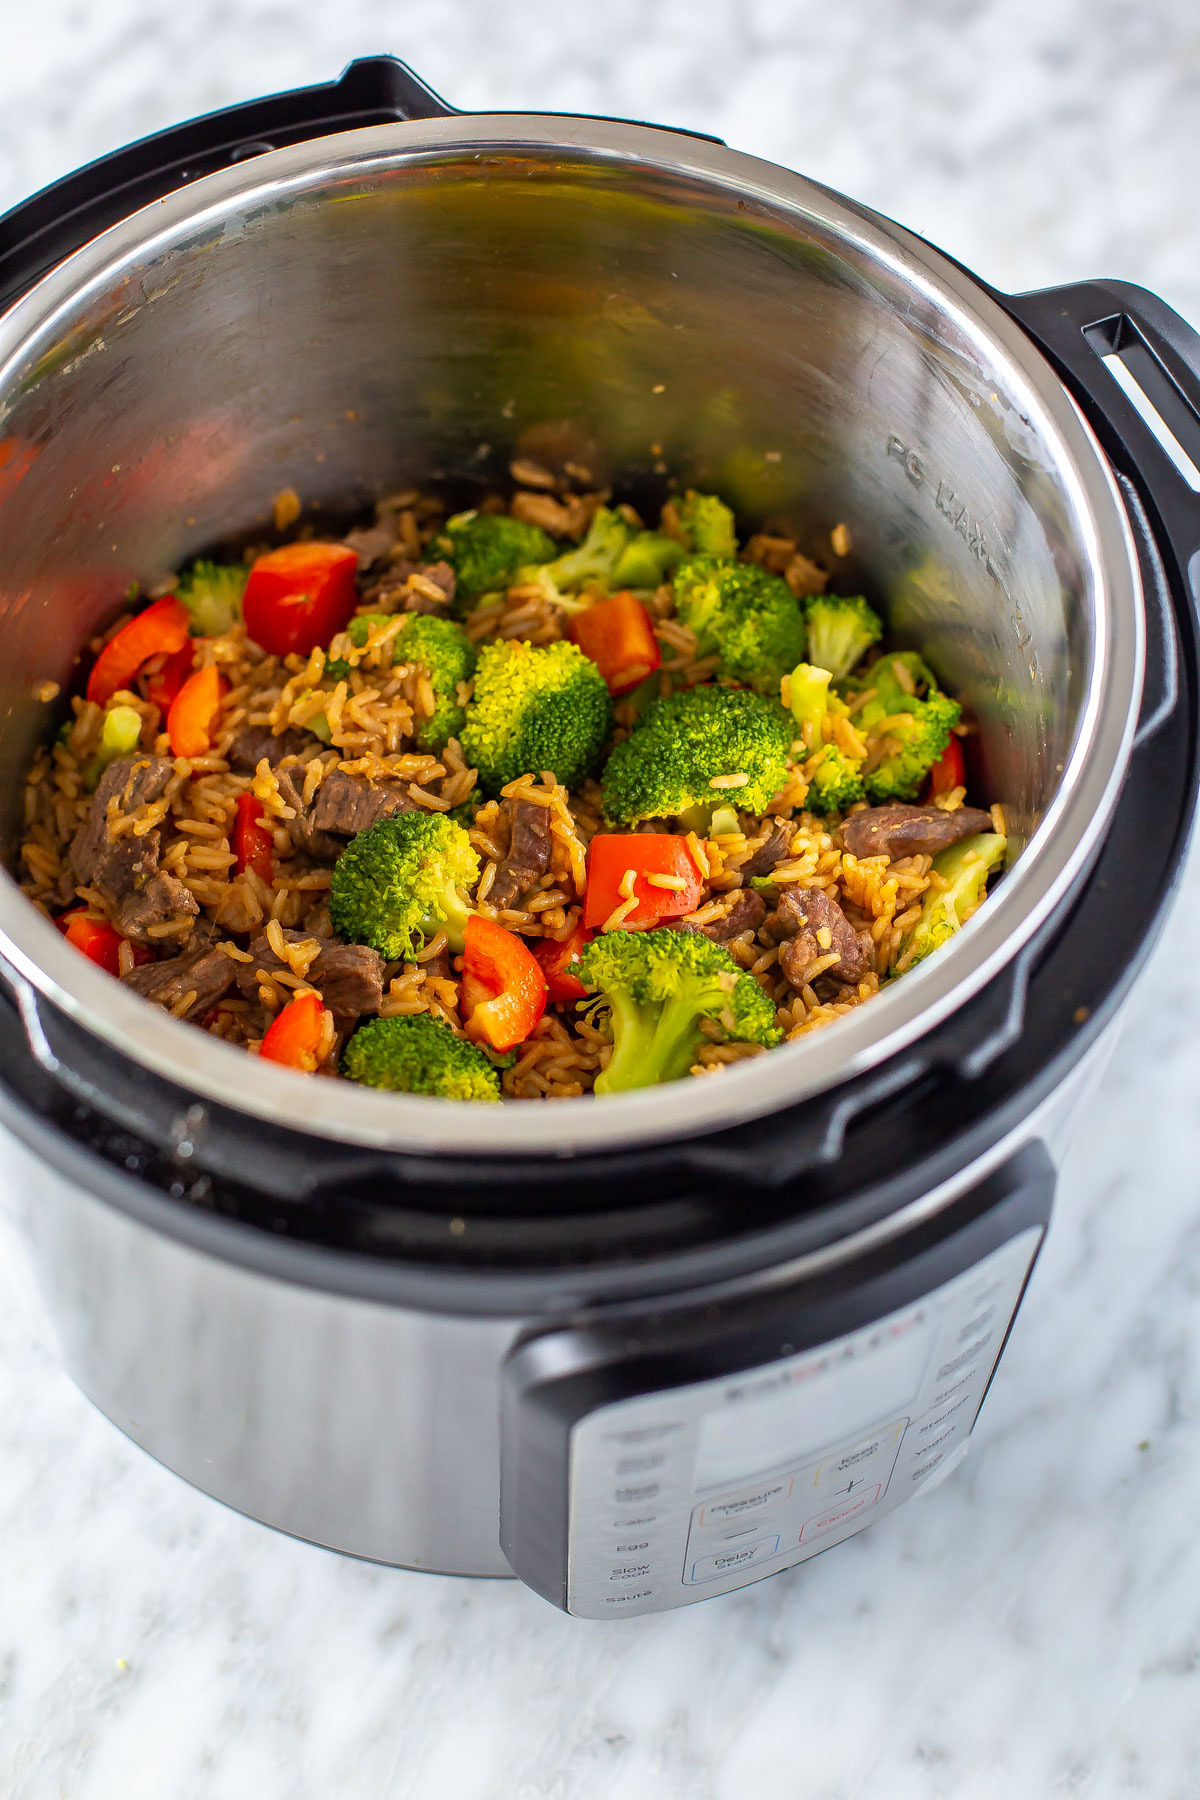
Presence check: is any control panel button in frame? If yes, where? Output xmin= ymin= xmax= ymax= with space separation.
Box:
xmin=799 ymin=1484 xmax=882 ymax=1543
xmin=812 ymin=1420 xmax=905 ymax=1487
xmin=612 ymin=1481 xmax=662 ymax=1505
xmin=609 ymin=1561 xmax=653 ymax=1581
xmin=614 ymin=1452 xmax=669 ymax=1476
xmin=698 ymin=1476 xmax=794 ymax=1525
xmin=688 ymin=1535 xmax=781 ymax=1583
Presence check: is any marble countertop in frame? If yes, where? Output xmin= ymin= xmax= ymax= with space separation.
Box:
xmin=3 ymin=3 xmax=1200 ymax=1795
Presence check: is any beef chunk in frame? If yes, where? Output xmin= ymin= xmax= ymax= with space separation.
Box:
xmin=362 ymin=558 xmax=456 ymax=613
xmin=228 ymin=726 xmax=319 ymax=773
xmin=488 ymin=800 xmax=554 ymax=909
xmin=115 ymin=871 xmax=199 ymax=943
xmin=313 ymin=942 xmax=386 ymax=1021
xmin=235 ymin=928 xmax=383 ymax=1023
xmin=839 ymin=803 xmax=992 ymax=862
xmin=765 ymin=885 xmax=870 ymax=987
xmin=701 ymin=889 xmax=767 ymax=942
xmin=310 ymin=767 xmax=416 ymax=838
xmin=406 ymin=560 xmax=456 ymax=609
xmin=122 ymin=944 xmax=235 ymax=1017
xmin=78 ymin=832 xmax=161 ymax=906
xmin=420 ymin=945 xmax=452 ymax=982
xmin=739 ymin=822 xmax=793 ymax=879
xmin=69 ymin=754 xmax=174 ymax=897
xmin=273 ymin=769 xmax=343 ymax=861
xmin=343 ymin=519 xmax=399 ymax=567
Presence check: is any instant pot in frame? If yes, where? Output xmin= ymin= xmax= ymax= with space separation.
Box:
xmin=0 ymin=57 xmax=1197 ymax=1617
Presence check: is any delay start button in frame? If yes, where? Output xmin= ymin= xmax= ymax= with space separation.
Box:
xmin=687 ymin=1535 xmax=781 ymax=1583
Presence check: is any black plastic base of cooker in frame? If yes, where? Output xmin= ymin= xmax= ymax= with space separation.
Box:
xmin=0 ymin=63 xmax=1198 ymax=1315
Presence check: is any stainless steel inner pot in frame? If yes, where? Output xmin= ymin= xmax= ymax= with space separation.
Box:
xmin=0 ymin=116 xmax=1143 ymax=1155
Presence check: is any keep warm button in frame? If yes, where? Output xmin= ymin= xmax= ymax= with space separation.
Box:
xmin=799 ymin=1484 xmax=882 ymax=1543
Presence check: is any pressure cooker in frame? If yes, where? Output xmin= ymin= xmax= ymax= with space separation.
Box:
xmin=0 ymin=56 xmax=1196 ymax=1616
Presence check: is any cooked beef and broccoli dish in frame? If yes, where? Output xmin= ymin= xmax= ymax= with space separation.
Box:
xmin=16 ymin=470 xmax=1006 ymax=1102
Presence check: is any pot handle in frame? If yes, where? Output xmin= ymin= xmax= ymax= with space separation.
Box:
xmin=999 ymin=280 xmax=1200 ymax=741
xmin=0 ymin=56 xmax=455 ymax=310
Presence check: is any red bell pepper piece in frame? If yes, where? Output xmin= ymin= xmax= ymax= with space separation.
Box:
xmin=259 ymin=992 xmax=331 ymax=1071
xmin=241 ymin=542 xmax=359 ymax=657
xmin=533 ymin=918 xmax=592 ymax=1003
xmin=568 ymin=590 xmax=661 ymax=695
xmin=142 ymin=642 xmax=195 ymax=712
xmin=86 ymin=597 xmax=191 ymax=706
xmin=923 ymin=736 xmax=966 ymax=800
xmin=56 ymin=910 xmax=154 ymax=975
xmin=233 ymin=793 xmax=274 ymax=882
xmin=460 ymin=915 xmax=548 ymax=1052
xmin=56 ymin=910 xmax=122 ymax=974
xmin=167 ymin=664 xmax=225 ymax=760
xmin=583 ymin=834 xmax=705 ymax=932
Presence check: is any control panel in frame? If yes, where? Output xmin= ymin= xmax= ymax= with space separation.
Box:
xmin=562 ymin=1227 xmax=1040 ymax=1616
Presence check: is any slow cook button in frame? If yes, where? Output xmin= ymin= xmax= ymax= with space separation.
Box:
xmin=688 ymin=1535 xmax=781 ymax=1584
xmin=699 ymin=1476 xmax=794 ymax=1524
xmin=798 ymin=1484 xmax=882 ymax=1543
xmin=609 ymin=1561 xmax=654 ymax=1582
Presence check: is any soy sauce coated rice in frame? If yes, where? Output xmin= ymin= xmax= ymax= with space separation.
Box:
xmin=16 ymin=479 xmax=997 ymax=1099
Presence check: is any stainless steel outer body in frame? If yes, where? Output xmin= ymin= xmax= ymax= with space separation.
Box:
xmin=0 ymin=114 xmax=1144 ymax=1159
xmin=1 ymin=1025 xmax=1118 ymax=1577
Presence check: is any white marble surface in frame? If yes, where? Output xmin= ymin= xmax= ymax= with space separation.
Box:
xmin=3 ymin=2 xmax=1200 ymax=1795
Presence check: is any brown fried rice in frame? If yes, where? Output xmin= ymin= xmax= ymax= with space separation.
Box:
xmin=16 ymin=477 xmax=992 ymax=1100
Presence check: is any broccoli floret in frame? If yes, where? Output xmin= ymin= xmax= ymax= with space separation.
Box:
xmin=398 ymin=614 xmax=476 ymax=752
xmin=533 ymin=506 xmax=630 ymax=595
xmin=577 ymin=926 xmax=781 ymax=1094
xmin=612 ymin=531 xmax=685 ymax=589
xmin=327 ymin=613 xmax=477 ymax=751
xmin=785 ymin=660 xmax=865 ymax=814
xmin=852 ymin=652 xmax=961 ymax=802
xmin=676 ymin=490 xmax=737 ymax=558
xmin=323 ymin=611 xmax=389 ymax=681
xmin=84 ymin=704 xmax=143 ymax=790
xmin=787 ymin=661 xmax=832 ymax=743
xmin=429 ymin=511 xmax=557 ymax=604
xmin=860 ymin=649 xmax=939 ymax=696
xmin=343 ymin=1013 xmax=500 ymax=1102
xmin=674 ymin=558 xmax=806 ymax=693
xmin=175 ymin=559 xmax=248 ymax=636
xmin=602 ymin=684 xmax=793 ymax=827
xmin=460 ymin=638 xmax=613 ymax=795
xmin=805 ymin=745 xmax=866 ymax=815
xmin=329 ymin=810 xmax=480 ymax=960
xmin=804 ymin=594 xmax=883 ymax=681
xmin=900 ymin=833 xmax=1007 ymax=967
